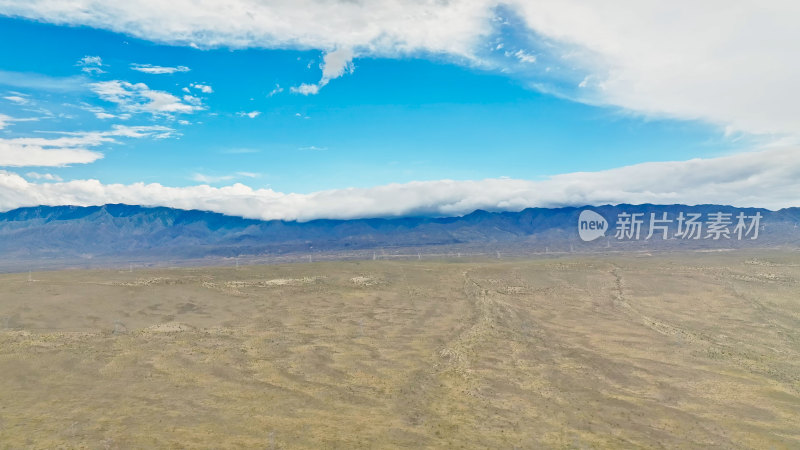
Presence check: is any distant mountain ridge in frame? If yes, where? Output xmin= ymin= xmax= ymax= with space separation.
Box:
xmin=1 ymin=203 xmax=798 ymax=270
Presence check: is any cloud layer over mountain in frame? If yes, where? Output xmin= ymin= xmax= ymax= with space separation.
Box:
xmin=1 ymin=146 xmax=796 ymax=220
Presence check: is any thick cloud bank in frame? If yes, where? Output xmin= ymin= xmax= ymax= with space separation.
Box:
xmin=0 ymin=147 xmax=796 ymax=220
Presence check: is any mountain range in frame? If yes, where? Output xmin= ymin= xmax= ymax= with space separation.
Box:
xmin=1 ymin=203 xmax=798 ymax=271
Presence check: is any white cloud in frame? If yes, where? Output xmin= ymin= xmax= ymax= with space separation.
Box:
xmin=3 ymin=95 xmax=28 ymax=104
xmin=236 ymin=111 xmax=260 ymax=118
xmin=0 ymin=114 xmax=13 ymax=130
xmin=507 ymin=1 xmax=800 ymax=136
xmin=25 ymin=172 xmax=62 ymax=181
xmin=76 ymin=55 xmax=105 ymax=74
xmin=268 ymin=84 xmax=284 ymax=97
xmin=291 ymin=48 xmax=354 ymax=95
xmin=190 ymin=83 xmax=213 ymax=93
xmin=82 ymin=105 xmax=125 ymax=120
xmin=182 ymin=95 xmax=202 ymax=105
xmin=0 ymin=70 xmax=86 ymax=92
xmin=4 ymin=1 xmax=799 ymax=135
xmin=298 ymin=146 xmax=326 ymax=151
xmin=90 ymin=80 xmax=202 ymax=116
xmin=78 ymin=56 xmax=102 ymax=66
xmin=0 ymin=146 xmax=797 ymax=219
xmin=0 ymin=142 xmax=102 ymax=167
xmin=130 ymin=64 xmax=190 ymax=74
xmin=0 ymin=1 xmax=489 ymax=58
xmin=0 ymin=113 xmax=38 ymax=130
xmin=81 ymin=67 xmax=105 ymax=75
xmin=290 ymin=83 xmax=319 ymax=96
xmin=513 ymin=49 xmax=536 ymax=64
xmin=320 ymin=48 xmax=354 ymax=82
xmin=191 ymin=173 xmax=234 ymax=183
xmin=99 ymin=124 xmax=176 ymax=139
xmin=191 ymin=171 xmax=260 ymax=183
xmin=0 ymin=125 xmax=175 ymax=167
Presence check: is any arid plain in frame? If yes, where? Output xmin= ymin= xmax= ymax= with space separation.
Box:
xmin=1 ymin=250 xmax=798 ymax=448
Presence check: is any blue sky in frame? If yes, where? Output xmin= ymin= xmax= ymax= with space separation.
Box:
xmin=0 ymin=2 xmax=797 ymax=219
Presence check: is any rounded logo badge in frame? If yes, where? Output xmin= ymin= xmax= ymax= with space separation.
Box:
xmin=578 ymin=210 xmax=608 ymax=241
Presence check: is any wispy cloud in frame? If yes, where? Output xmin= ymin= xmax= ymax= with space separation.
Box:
xmin=81 ymin=104 xmax=130 ymax=120
xmin=0 ymin=113 xmax=38 ymax=130
xmin=267 ymin=84 xmax=283 ymax=97
xmin=0 ymin=70 xmax=87 ymax=92
xmin=236 ymin=111 xmax=260 ymax=118
xmin=0 ymin=114 xmax=12 ymax=130
xmin=191 ymin=171 xmax=260 ymax=183
xmin=298 ymin=145 xmax=327 ymax=151
xmin=25 ymin=171 xmax=62 ymax=181
xmin=513 ymin=49 xmax=536 ymax=64
xmin=3 ymin=95 xmax=28 ymax=105
xmin=76 ymin=55 xmax=105 ymax=74
xmin=78 ymin=56 xmax=102 ymax=66
xmin=90 ymin=80 xmax=203 ymax=117
xmin=5 ymin=1 xmax=799 ymax=135
xmin=182 ymin=95 xmax=202 ymax=105
xmin=191 ymin=173 xmax=234 ymax=183
xmin=221 ymin=148 xmax=260 ymax=154
xmin=130 ymin=63 xmax=190 ymax=74
xmin=0 ymin=142 xmax=102 ymax=167
xmin=0 ymin=124 xmax=174 ymax=167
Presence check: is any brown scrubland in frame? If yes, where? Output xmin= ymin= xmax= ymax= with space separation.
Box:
xmin=0 ymin=250 xmax=798 ymax=448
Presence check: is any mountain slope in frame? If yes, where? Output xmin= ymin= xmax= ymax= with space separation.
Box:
xmin=0 ymin=204 xmax=798 ymax=269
